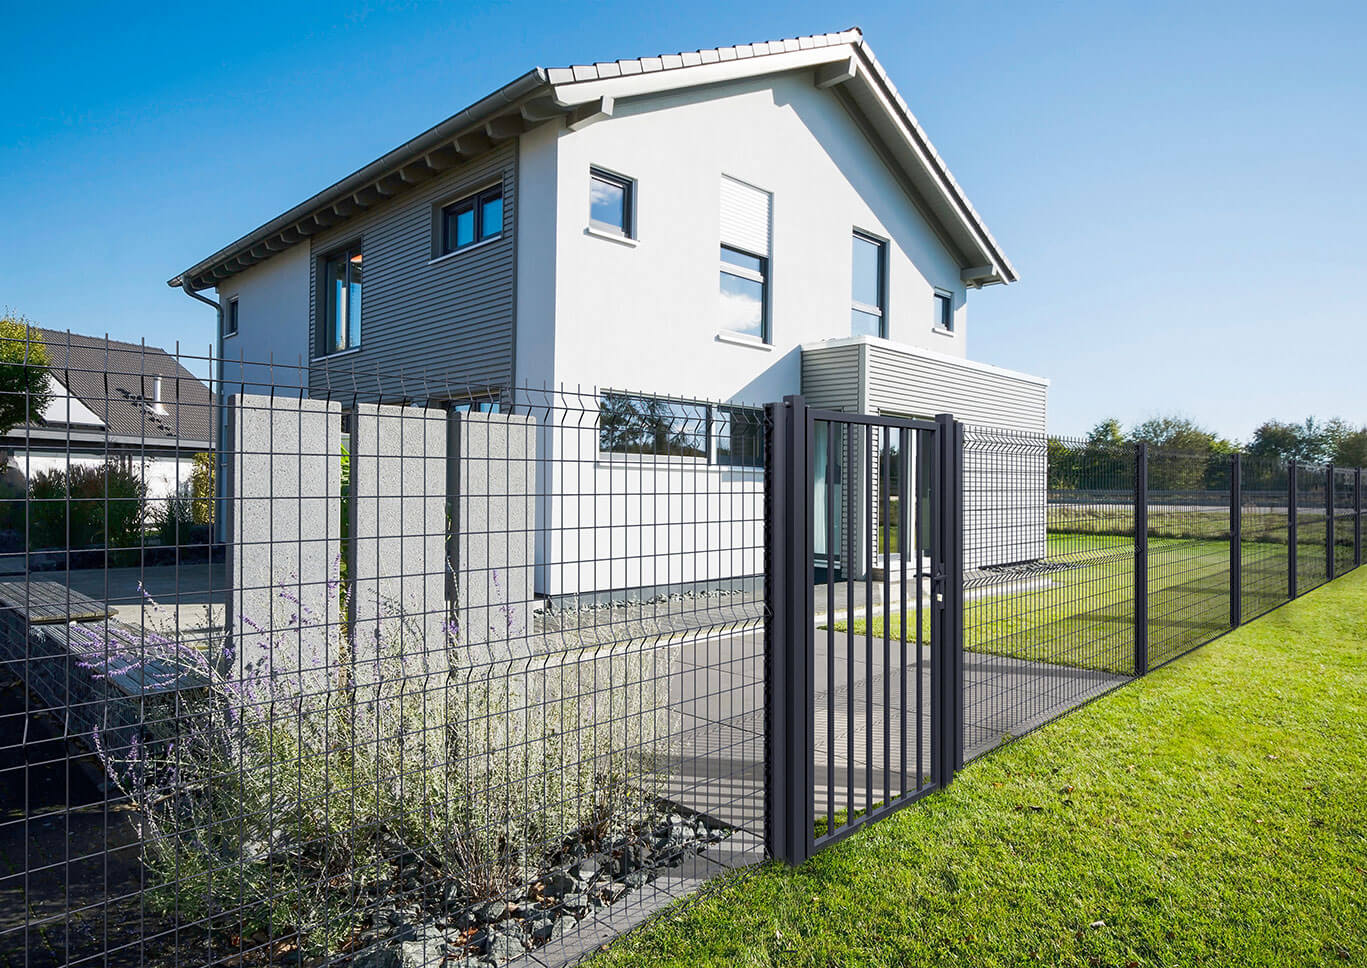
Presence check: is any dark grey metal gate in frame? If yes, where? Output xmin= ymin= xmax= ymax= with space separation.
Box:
xmin=765 ymin=395 xmax=963 ymax=865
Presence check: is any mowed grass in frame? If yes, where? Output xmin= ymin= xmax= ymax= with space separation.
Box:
xmin=838 ymin=534 xmax=1293 ymax=675
xmin=593 ymin=569 xmax=1367 ymax=968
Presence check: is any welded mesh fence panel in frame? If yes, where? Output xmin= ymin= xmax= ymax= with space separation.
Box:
xmin=1333 ymin=468 xmax=1356 ymax=578
xmin=961 ymin=428 xmax=1134 ymax=762
xmin=0 ymin=334 xmax=765 ymax=968
xmin=1145 ymin=452 xmax=1232 ymax=669
xmin=1296 ymin=464 xmax=1330 ymax=594
xmin=1240 ymin=456 xmax=1291 ymax=622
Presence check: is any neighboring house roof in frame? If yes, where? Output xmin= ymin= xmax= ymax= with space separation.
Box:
xmin=168 ymin=28 xmax=1017 ymax=293
xmin=3 ymin=330 xmax=215 ymax=448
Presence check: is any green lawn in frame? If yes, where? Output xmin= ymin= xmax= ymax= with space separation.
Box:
xmin=837 ymin=534 xmax=1292 ymax=675
xmin=593 ymin=568 xmax=1367 ymax=967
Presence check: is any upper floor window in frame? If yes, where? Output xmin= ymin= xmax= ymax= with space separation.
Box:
xmin=719 ymin=246 xmax=768 ymax=342
xmin=719 ymin=175 xmax=772 ymax=343
xmin=851 ymin=232 xmax=886 ymax=338
xmin=320 ymin=245 xmax=362 ymax=355
xmin=224 ymin=297 xmax=239 ymax=339
xmin=589 ymin=168 xmax=633 ymax=237
xmin=440 ymin=184 xmax=503 ymax=255
xmin=933 ymin=290 xmax=953 ymax=332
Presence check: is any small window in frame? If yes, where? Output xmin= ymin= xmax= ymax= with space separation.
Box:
xmin=719 ymin=245 xmax=768 ymax=342
xmin=600 ymin=392 xmax=710 ymax=459
xmin=320 ymin=245 xmax=362 ymax=355
xmin=589 ymin=168 xmax=633 ymax=237
xmin=440 ymin=184 xmax=503 ymax=255
xmin=715 ymin=405 xmax=765 ymax=468
xmin=851 ymin=232 xmax=886 ymax=338
xmin=224 ymin=297 xmax=239 ymax=338
xmin=933 ymin=291 xmax=953 ymax=332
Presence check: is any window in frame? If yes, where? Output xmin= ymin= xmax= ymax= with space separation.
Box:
xmin=598 ymin=393 xmax=765 ymax=467
xmin=851 ymin=232 xmax=886 ymax=338
xmin=320 ymin=244 xmax=362 ymax=355
xmin=447 ymin=392 xmax=501 ymax=414
xmin=224 ymin=297 xmax=239 ymax=338
xmin=715 ymin=405 xmax=765 ymax=468
xmin=933 ymin=291 xmax=953 ymax=332
xmin=589 ymin=168 xmax=633 ymax=237
xmin=599 ymin=393 xmax=710 ymax=459
xmin=719 ymin=245 xmax=768 ymax=342
xmin=440 ymin=184 xmax=503 ymax=255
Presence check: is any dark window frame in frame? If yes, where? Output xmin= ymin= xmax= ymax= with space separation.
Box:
xmin=933 ymin=289 xmax=954 ymax=332
xmin=439 ymin=182 xmax=504 ymax=256
xmin=719 ymin=244 xmax=770 ymax=344
xmin=851 ymin=231 xmax=887 ymax=339
xmin=589 ymin=167 xmax=634 ymax=238
xmin=224 ymin=297 xmax=239 ymax=338
xmin=598 ymin=392 xmax=765 ymax=468
xmin=317 ymin=241 xmax=363 ymax=357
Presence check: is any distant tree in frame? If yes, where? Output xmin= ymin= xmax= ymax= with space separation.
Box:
xmin=1130 ymin=414 xmax=1236 ymax=491
xmin=1086 ymin=418 xmax=1125 ymax=448
xmin=1247 ymin=420 xmax=1305 ymax=462
xmin=0 ymin=313 xmax=54 ymax=437
xmin=1330 ymin=428 xmax=1367 ymax=469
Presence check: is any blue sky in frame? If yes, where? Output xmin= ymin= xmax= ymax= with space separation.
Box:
xmin=2 ymin=1 xmax=1363 ymax=440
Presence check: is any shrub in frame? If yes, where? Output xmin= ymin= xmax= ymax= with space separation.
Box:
xmin=86 ymin=586 xmax=671 ymax=955
xmin=27 ymin=462 xmax=148 ymax=551
xmin=189 ymin=452 xmax=215 ymax=525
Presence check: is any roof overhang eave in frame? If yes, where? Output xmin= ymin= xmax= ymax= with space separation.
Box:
xmin=169 ymin=68 xmax=552 ymax=291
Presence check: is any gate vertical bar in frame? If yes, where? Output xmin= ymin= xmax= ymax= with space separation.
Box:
xmin=1134 ymin=442 xmax=1149 ymax=676
xmin=1230 ymin=453 xmax=1242 ymax=628
xmin=1288 ymin=461 xmax=1298 ymax=599
xmin=952 ymin=420 xmax=965 ymax=773
xmin=1327 ymin=464 xmax=1336 ymax=582
xmin=764 ymin=394 xmax=812 ymax=866
xmin=1355 ymin=467 xmax=1362 ymax=568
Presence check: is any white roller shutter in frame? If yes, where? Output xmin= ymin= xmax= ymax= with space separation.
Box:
xmin=719 ymin=175 xmax=771 ymax=256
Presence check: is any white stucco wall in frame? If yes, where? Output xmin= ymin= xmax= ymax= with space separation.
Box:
xmin=215 ymin=243 xmax=312 ymax=394
xmin=516 ymin=69 xmax=974 ymax=597
xmin=543 ymin=70 xmax=968 ymax=401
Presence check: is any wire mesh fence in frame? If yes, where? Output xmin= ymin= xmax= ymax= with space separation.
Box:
xmin=0 ymin=335 xmax=765 ymax=968
xmin=961 ymin=426 xmax=1365 ymax=762
xmin=4 ymin=330 xmax=1366 ymax=966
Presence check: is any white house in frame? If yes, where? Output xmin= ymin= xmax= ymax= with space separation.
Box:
xmin=170 ymin=29 xmax=1047 ymax=598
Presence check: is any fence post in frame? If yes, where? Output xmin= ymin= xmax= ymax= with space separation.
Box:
xmin=764 ymin=395 xmax=812 ymax=866
xmin=1134 ymin=442 xmax=1149 ymax=676
xmin=1230 ymin=453 xmax=1242 ymax=628
xmin=1327 ymin=464 xmax=1335 ymax=582
xmin=1356 ymin=468 xmax=1362 ymax=568
xmin=1288 ymin=460 xmax=1298 ymax=599
xmin=932 ymin=413 xmax=964 ymax=784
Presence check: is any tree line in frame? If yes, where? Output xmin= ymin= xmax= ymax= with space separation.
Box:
xmin=1049 ymin=414 xmax=1367 ymax=492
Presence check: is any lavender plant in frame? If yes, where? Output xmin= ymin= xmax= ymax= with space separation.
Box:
xmin=83 ymin=578 xmax=672 ymax=956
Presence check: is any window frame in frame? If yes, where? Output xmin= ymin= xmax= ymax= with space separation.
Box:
xmin=850 ymin=230 xmax=887 ymax=339
xmin=933 ymin=289 xmax=954 ymax=333
xmin=719 ymin=244 xmax=770 ymax=344
xmin=437 ymin=182 xmax=504 ymax=257
xmin=588 ymin=166 xmax=635 ymax=239
xmin=597 ymin=392 xmax=765 ymax=468
xmin=317 ymin=241 xmax=364 ymax=358
xmin=224 ymin=296 xmax=239 ymax=339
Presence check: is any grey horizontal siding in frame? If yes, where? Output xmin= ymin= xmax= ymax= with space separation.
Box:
xmin=800 ymin=344 xmax=862 ymax=411
xmin=863 ymin=343 xmax=1047 ymax=432
xmin=308 ymin=144 xmax=517 ymax=401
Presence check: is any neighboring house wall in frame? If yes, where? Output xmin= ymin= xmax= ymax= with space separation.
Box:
xmin=547 ymin=71 xmax=968 ymax=402
xmin=307 ymin=143 xmax=519 ymax=401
